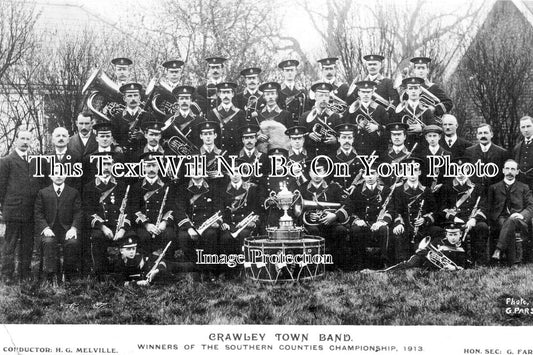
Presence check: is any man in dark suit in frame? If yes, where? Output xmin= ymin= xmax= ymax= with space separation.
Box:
xmin=44 ymin=127 xmax=82 ymax=192
xmin=67 ymin=111 xmax=98 ymax=162
xmin=34 ymin=174 xmax=82 ymax=282
xmin=441 ymin=114 xmax=472 ymax=159
xmin=0 ymin=130 xmax=44 ymax=283
xmin=489 ymin=159 xmax=533 ymax=265
xmin=513 ymin=116 xmax=533 ymax=191
xmin=466 ymin=123 xmax=508 ymax=193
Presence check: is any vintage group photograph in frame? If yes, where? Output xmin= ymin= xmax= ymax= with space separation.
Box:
xmin=0 ymin=0 xmax=532 ymax=327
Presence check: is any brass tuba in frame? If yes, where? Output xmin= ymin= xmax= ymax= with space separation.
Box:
xmin=83 ymin=68 xmax=123 ymax=122
xmin=417 ymin=237 xmax=463 ymax=270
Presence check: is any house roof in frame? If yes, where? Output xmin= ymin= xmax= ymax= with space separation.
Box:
xmin=443 ymin=0 xmax=533 ymax=82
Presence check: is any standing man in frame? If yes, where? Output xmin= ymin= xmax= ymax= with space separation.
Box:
xmin=414 ymin=125 xmax=450 ymax=192
xmin=34 ymin=173 xmax=82 ymax=283
xmin=441 ymin=114 xmax=472 ymax=159
xmin=145 ymin=59 xmax=185 ymax=120
xmin=410 ymin=56 xmax=453 ymax=118
xmin=67 ymin=111 xmax=98 ymax=162
xmin=206 ymin=82 xmax=247 ymax=156
xmin=312 ymin=57 xmax=349 ymax=109
xmin=513 ymin=116 xmax=533 ymax=191
xmin=489 ymin=159 xmax=533 ymax=265
xmin=299 ymin=82 xmax=342 ymax=158
xmin=346 ymin=54 xmax=399 ymax=112
xmin=0 ymin=130 xmax=44 ymax=283
xmin=237 ymin=124 xmax=267 ymax=182
xmin=466 ymin=123 xmax=508 ymax=193
xmin=278 ymin=59 xmax=307 ymax=125
xmin=111 ymin=57 xmax=134 ymax=87
xmin=331 ymin=123 xmax=363 ymax=194
xmin=257 ymin=82 xmax=292 ymax=127
xmin=196 ymin=57 xmax=227 ymax=115
xmin=235 ymin=67 xmax=265 ymax=121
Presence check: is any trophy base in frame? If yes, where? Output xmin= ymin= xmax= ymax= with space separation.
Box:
xmin=266 ymin=226 xmax=305 ymax=240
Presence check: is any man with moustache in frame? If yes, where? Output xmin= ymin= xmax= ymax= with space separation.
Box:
xmin=331 ymin=123 xmax=363 ymax=194
xmin=196 ymin=121 xmax=226 ymax=187
xmin=196 ymin=57 xmax=227 ymax=115
xmin=235 ymin=67 xmax=265 ymax=122
xmin=285 ymin=126 xmax=309 ymax=187
xmin=466 ymin=123 xmax=508 ymax=193
xmin=299 ymin=82 xmax=342 ymax=158
xmin=0 ymin=130 xmax=44 ymax=283
xmin=35 ymin=173 xmax=82 ymax=283
xmin=309 ymin=57 xmax=349 ymax=110
xmin=130 ymin=121 xmax=165 ymax=163
xmin=83 ymin=152 xmax=132 ymax=277
xmin=513 ymin=116 xmax=533 ymax=191
xmin=414 ymin=125 xmax=450 ymax=193
xmin=67 ymin=111 xmax=98 ymax=162
xmin=344 ymin=80 xmax=390 ymax=155
xmin=145 ymin=59 xmax=185 ymax=120
xmin=346 ymin=54 xmax=399 ymax=112
xmin=380 ymin=122 xmax=412 ymax=187
xmin=256 ymin=82 xmax=292 ymax=127
xmin=44 ymin=127 xmax=82 ymax=192
xmin=441 ymin=114 xmax=472 ymax=159
xmin=489 ymin=160 xmax=533 ymax=265
xmin=110 ymin=83 xmax=152 ymax=154
xmin=237 ymin=124 xmax=267 ymax=183
xmin=206 ymin=82 xmax=247 ymax=156
xmin=278 ymin=59 xmax=307 ymax=125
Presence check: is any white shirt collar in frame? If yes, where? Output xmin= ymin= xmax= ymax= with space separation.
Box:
xmin=15 ymin=148 xmax=27 ymax=159
xmin=145 ymin=177 xmax=158 ymax=185
xmin=53 ymin=183 xmax=65 ymax=194
xmin=429 ymin=145 xmax=439 ymax=155
xmin=55 ymin=147 xmax=67 ymax=155
xmin=232 ymin=181 xmax=242 ymax=190
xmin=480 ymin=142 xmax=492 ymax=152
xmin=98 ymin=147 xmax=111 ymax=152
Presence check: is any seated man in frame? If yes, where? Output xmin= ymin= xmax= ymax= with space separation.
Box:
xmin=489 ymin=159 xmax=533 ymax=265
xmin=111 ymin=236 xmax=166 ymax=286
xmin=34 ymin=173 xmax=82 ymax=283
xmin=378 ymin=221 xmax=469 ymax=272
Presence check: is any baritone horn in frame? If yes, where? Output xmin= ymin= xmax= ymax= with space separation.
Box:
xmin=161 ymin=118 xmax=200 ymax=155
xmin=294 ymin=196 xmax=341 ymax=227
xmin=83 ymin=68 xmax=124 ymax=122
xmin=417 ymin=236 xmax=463 ymax=270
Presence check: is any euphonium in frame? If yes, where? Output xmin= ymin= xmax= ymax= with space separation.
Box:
xmin=298 ymin=197 xmax=341 ymax=227
xmin=417 ymin=237 xmax=463 ymax=270
xmin=327 ymin=91 xmax=348 ymax=114
xmin=355 ymin=113 xmax=380 ymax=130
xmin=83 ymin=68 xmax=123 ymax=122
xmin=401 ymin=113 xmax=425 ymax=128
xmin=161 ymin=117 xmax=200 ymax=155
xmin=419 ymin=86 xmax=440 ymax=111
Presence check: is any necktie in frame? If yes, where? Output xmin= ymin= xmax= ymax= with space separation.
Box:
xmin=447 ymin=139 xmax=453 ymax=148
xmin=56 ymin=188 xmax=61 ymax=196
xmin=22 ymin=154 xmax=27 ymax=162
xmin=504 ymin=184 xmax=511 ymax=216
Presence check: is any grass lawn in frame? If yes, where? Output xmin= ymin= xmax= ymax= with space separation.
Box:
xmin=1 ymin=265 xmax=532 ymax=325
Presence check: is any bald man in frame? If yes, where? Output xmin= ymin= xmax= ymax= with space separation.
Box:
xmin=441 ymin=114 xmax=472 ymax=159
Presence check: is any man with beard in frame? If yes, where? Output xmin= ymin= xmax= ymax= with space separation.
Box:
xmin=67 ymin=111 xmax=98 ymax=162
xmin=206 ymin=82 xmax=247 ymax=156
xmin=441 ymin=114 xmax=472 ymax=159
xmin=394 ymin=77 xmax=436 ymax=149
xmin=235 ymin=67 xmax=265 ymax=122
xmin=83 ymin=152 xmax=132 ymax=278
xmin=130 ymin=152 xmax=178 ymax=260
xmin=437 ymin=157 xmax=489 ymax=265
xmin=410 ymin=56 xmax=453 ymax=118
xmin=111 ymin=83 xmax=152 ymax=154
xmin=299 ymin=82 xmax=342 ymax=158
xmin=346 ymin=54 xmax=399 ymax=112
xmin=278 ymin=59 xmax=307 ymax=125
xmin=196 ymin=57 xmax=227 ymax=114
xmin=489 ymin=159 xmax=533 ymax=265
xmin=466 ymin=123 xmax=508 ymax=194
xmin=0 ymin=130 xmax=44 ymax=283
xmin=111 ymin=57 xmax=134 ymax=87
xmin=344 ymin=80 xmax=389 ymax=155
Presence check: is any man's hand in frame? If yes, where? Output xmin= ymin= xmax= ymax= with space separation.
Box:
xmin=353 ymin=219 xmax=367 ymax=227
xmin=136 ymin=280 xmax=150 ymax=286
xmin=309 ymin=132 xmax=322 ymax=142
xmin=365 ymin=122 xmax=379 ymax=133
xmin=393 ymin=224 xmax=404 ymax=235
xmin=113 ymin=228 xmax=125 ymax=241
xmin=371 ymin=220 xmax=386 ymax=232
xmin=146 ymin=269 xmax=159 ymax=283
xmin=510 ymin=212 xmax=524 ymax=220
xmin=42 ymin=227 xmax=55 ymax=237
xmin=414 ymin=217 xmax=425 ymax=227
xmin=65 ymin=227 xmax=77 ymax=240
xmin=323 ymin=134 xmax=337 ymax=144
xmin=408 ymin=123 xmax=423 ymax=133
xmin=465 ymin=218 xmax=476 ymax=229
xmin=221 ymin=223 xmax=230 ymax=231
xmin=257 ymin=133 xmax=269 ymax=142
xmin=188 ymin=227 xmax=199 ymax=240
xmin=145 ymin=223 xmax=161 ymax=236
xmin=101 ymin=225 xmax=113 ymax=239
xmin=158 ymin=221 xmax=167 ymax=231
xmin=319 ymin=211 xmax=336 ymax=226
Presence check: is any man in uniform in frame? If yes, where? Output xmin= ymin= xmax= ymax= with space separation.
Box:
xmin=299 ymin=82 xmax=342 ymax=158
xmin=489 ymin=159 xmax=533 ymax=265
xmin=380 ymin=122 xmax=412 ymax=186
xmin=67 ymin=111 xmax=98 ymax=162
xmin=130 ymin=152 xmax=178 ymax=260
xmin=237 ymin=124 xmax=267 ymax=183
xmin=145 ymin=59 xmax=185 ymax=120
xmin=285 ymin=126 xmax=309 ymax=187
xmin=438 ymin=157 xmax=489 ymax=265
xmin=196 ymin=121 xmax=226 ymax=186
xmin=111 ymin=57 xmax=133 ymax=87
xmin=310 ymin=57 xmax=349 ymax=111
xmin=344 ymin=80 xmax=390 ymax=155
xmin=235 ymin=67 xmax=265 ymax=121
xmin=346 ymin=54 xmax=399 ymax=112
xmin=338 ymin=167 xmax=394 ymax=269
xmin=441 ymin=114 xmax=472 ymax=159
xmin=111 ymin=82 xmax=151 ymax=154
xmin=278 ymin=59 xmax=307 ymax=125
xmin=256 ymin=82 xmax=292 ymax=127
xmin=0 ymin=130 xmax=44 ymax=283
xmin=196 ymin=57 xmax=227 ymax=114
xmin=206 ymin=82 xmax=247 ymax=156
xmin=394 ymin=77 xmax=436 ymax=149
xmin=83 ymin=152 xmax=132 ymax=277
xmin=414 ymin=125 xmax=450 ymax=192
xmin=331 ymin=123 xmax=363 ymax=194
xmin=410 ymin=56 xmax=453 ymax=118
xmin=466 ymin=123 xmax=508 ymax=194
xmin=392 ymin=157 xmax=438 ymax=262
xmin=299 ymin=159 xmax=349 ymax=269
xmin=130 ymin=121 xmax=165 ymax=163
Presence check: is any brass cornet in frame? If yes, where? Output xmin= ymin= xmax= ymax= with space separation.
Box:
xmin=417 ymin=237 xmax=463 ymax=270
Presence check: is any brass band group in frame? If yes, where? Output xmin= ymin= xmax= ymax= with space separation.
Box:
xmin=1 ymin=53 xmax=533 ymax=286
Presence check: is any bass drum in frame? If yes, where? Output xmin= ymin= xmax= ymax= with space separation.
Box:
xmin=243 ymin=235 xmax=326 ymax=283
